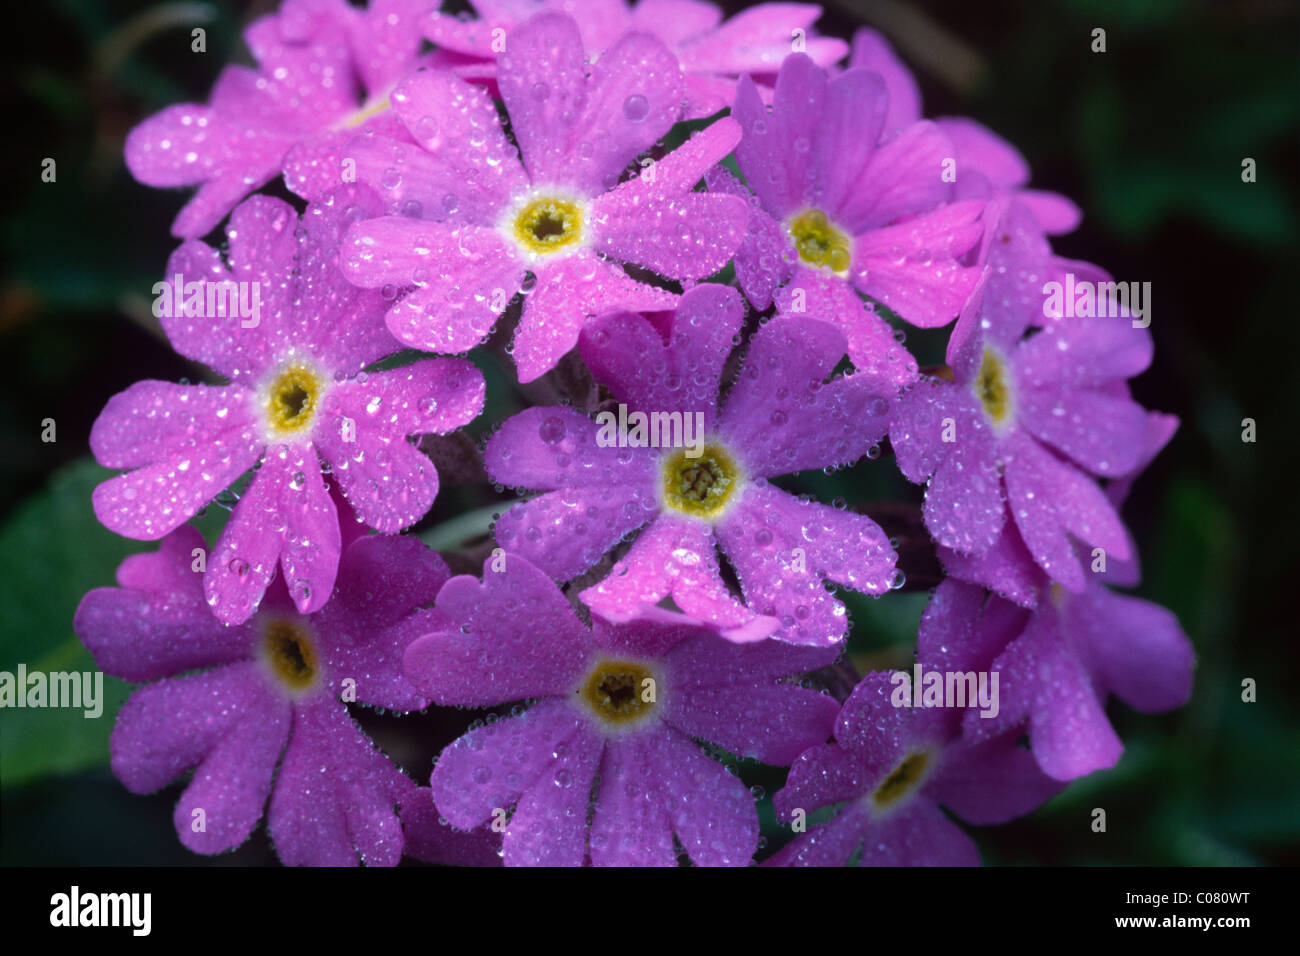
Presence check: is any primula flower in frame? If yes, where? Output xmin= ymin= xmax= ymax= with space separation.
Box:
xmin=955 ymin=416 xmax=1195 ymax=780
xmin=967 ymin=576 xmax=1194 ymax=781
xmin=770 ymin=582 xmax=1061 ymax=865
xmin=708 ymin=52 xmax=984 ymax=332
xmin=339 ymin=12 xmax=749 ymax=382
xmin=848 ymin=27 xmax=1081 ymax=235
xmin=74 ymin=524 xmax=497 ymax=866
xmin=402 ymin=553 xmax=840 ymax=866
xmin=422 ymin=1 xmax=849 ymax=119
xmin=126 ymin=0 xmax=434 ymax=239
xmin=938 ymin=410 xmax=1179 ymax=607
xmin=845 ymin=27 xmax=1111 ymax=369
xmin=485 ymin=283 xmax=898 ymax=646
xmin=90 ymin=188 xmax=484 ymax=625
xmin=839 ymin=27 xmax=920 ymax=141
xmin=888 ymin=272 xmax=1152 ymax=591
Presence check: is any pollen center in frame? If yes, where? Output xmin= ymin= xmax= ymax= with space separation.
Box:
xmin=263 ymin=617 xmax=320 ymax=692
xmin=974 ymin=347 xmax=1013 ymax=426
xmin=579 ymin=659 xmax=658 ymax=727
xmin=786 ymin=209 xmax=852 ymax=275
xmin=661 ymin=443 xmax=742 ymax=519
xmin=264 ymin=363 xmax=325 ymax=437
xmin=512 ymin=196 xmax=584 ymax=256
xmin=871 ymin=750 xmax=932 ymax=812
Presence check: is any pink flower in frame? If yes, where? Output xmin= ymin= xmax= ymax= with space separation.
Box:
xmin=126 ymin=0 xmax=433 ymax=238
xmin=848 ymin=27 xmax=1081 ymax=234
xmin=937 ymin=417 xmax=1194 ymax=782
xmin=423 ymin=0 xmax=849 ymax=118
xmin=771 ymin=586 xmax=1061 ymax=865
xmin=486 ymin=284 xmax=899 ymax=646
xmin=339 ymin=12 xmax=749 ymax=382
xmin=74 ymin=524 xmax=499 ymax=865
xmin=846 ymin=27 xmax=1105 ymax=371
xmin=888 ymin=237 xmax=1154 ymax=591
xmin=90 ymin=188 xmax=484 ymax=624
xmin=938 ymin=410 xmax=1179 ymax=607
xmin=968 ymin=576 xmax=1194 ymax=781
xmin=711 ymin=52 xmax=984 ymax=336
xmin=403 ymin=553 xmax=839 ymax=866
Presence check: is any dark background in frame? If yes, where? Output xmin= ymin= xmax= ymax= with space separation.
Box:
xmin=1 ymin=0 xmax=1297 ymax=865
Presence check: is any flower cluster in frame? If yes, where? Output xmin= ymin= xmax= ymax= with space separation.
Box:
xmin=76 ymin=0 xmax=1193 ymax=866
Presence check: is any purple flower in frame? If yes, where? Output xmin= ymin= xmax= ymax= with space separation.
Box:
xmin=842 ymin=28 xmax=921 ymax=140
xmin=770 ymin=583 xmax=1061 ymax=865
xmin=423 ymin=1 xmax=849 ymax=119
xmin=402 ymin=553 xmax=839 ymax=866
xmin=126 ymin=0 xmax=434 ymax=239
xmin=90 ymin=188 xmax=484 ymax=624
xmin=938 ymin=410 xmax=1180 ymax=607
xmin=955 ymin=418 xmax=1195 ymax=780
xmin=968 ymin=577 xmax=1195 ymax=781
xmin=74 ymin=524 xmax=498 ymax=865
xmin=708 ymin=52 xmax=984 ymax=333
xmin=484 ymin=283 xmax=899 ymax=646
xmin=339 ymin=12 xmax=749 ymax=382
xmin=888 ymin=260 xmax=1153 ymax=591
xmin=848 ymin=27 xmax=1081 ymax=235
xmin=845 ymin=28 xmax=1109 ymax=375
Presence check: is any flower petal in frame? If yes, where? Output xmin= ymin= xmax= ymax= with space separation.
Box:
xmin=927 ymin=732 xmax=1064 ymax=825
xmin=644 ymin=727 xmax=758 ymax=866
xmin=851 ymin=200 xmax=984 ymax=328
xmin=581 ymin=515 xmax=775 ymax=641
xmin=579 ymin=284 xmax=744 ymax=431
xmin=502 ymin=721 xmax=603 ymax=867
xmin=666 ymin=682 xmax=837 ymax=765
xmin=775 ymin=271 xmax=919 ymax=392
xmin=589 ymin=736 xmax=677 ymax=867
xmin=430 ymin=698 xmax=594 ymax=829
xmin=513 ymin=255 xmax=679 ymax=382
xmin=721 ymin=317 xmax=891 ymax=477
xmin=486 ymin=405 xmax=658 ymax=490
xmin=1016 ymin=384 xmax=1148 ymax=477
xmin=848 ymin=28 xmax=922 ymax=133
xmin=716 ymin=483 xmax=896 ymax=646
xmin=492 ymin=485 xmax=657 ymax=582
xmin=733 ymin=55 xmax=827 ymax=219
xmin=1003 ymin=431 xmax=1129 ymax=592
xmin=1068 ymin=585 xmax=1194 ymax=714
xmin=404 ymin=555 xmax=591 ymax=705
xmin=267 ymin=696 xmax=409 ymax=867
xmin=76 ymin=531 xmax=255 ymax=682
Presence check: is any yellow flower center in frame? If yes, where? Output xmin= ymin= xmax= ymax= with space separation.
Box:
xmin=263 ymin=617 xmax=320 ymax=693
xmin=871 ymin=750 xmax=933 ymax=812
xmin=786 ymin=209 xmax=852 ymax=275
xmin=660 ymin=443 xmax=743 ymax=520
xmin=263 ymin=362 xmax=325 ymax=438
xmin=512 ymin=195 xmax=584 ymax=256
xmin=578 ymin=659 xmax=659 ymax=728
xmin=973 ymin=347 xmax=1013 ymax=427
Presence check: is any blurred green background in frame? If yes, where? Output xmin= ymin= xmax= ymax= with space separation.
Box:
xmin=1 ymin=0 xmax=1297 ymax=865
